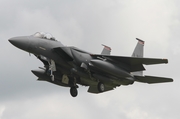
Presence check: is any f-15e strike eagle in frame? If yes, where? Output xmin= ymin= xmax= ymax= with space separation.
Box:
xmin=9 ymin=32 xmax=173 ymax=97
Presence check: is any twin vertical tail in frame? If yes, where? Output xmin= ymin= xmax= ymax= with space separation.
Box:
xmin=132 ymin=38 xmax=144 ymax=58
xmin=131 ymin=38 xmax=145 ymax=76
xmin=101 ymin=44 xmax=111 ymax=55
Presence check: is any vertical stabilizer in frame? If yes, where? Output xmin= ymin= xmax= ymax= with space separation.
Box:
xmin=132 ymin=38 xmax=144 ymax=58
xmin=101 ymin=44 xmax=111 ymax=55
xmin=131 ymin=38 xmax=145 ymax=76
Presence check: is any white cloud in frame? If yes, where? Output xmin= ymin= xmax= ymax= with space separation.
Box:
xmin=116 ymin=0 xmax=177 ymax=56
xmin=0 ymin=106 xmax=5 ymax=119
xmin=125 ymin=107 xmax=160 ymax=119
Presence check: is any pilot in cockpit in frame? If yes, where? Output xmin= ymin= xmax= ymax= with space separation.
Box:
xmin=33 ymin=32 xmax=56 ymax=41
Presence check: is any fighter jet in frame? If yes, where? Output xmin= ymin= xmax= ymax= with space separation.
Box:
xmin=9 ymin=32 xmax=173 ymax=97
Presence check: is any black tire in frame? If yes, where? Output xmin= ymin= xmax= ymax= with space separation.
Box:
xmin=70 ymin=87 xmax=78 ymax=97
xmin=98 ymin=82 xmax=105 ymax=92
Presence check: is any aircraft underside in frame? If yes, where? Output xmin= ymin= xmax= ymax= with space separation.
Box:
xmin=32 ymin=54 xmax=134 ymax=97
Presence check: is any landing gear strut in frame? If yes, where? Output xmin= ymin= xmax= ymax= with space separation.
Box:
xmin=48 ymin=59 xmax=56 ymax=81
xmin=70 ymin=87 xmax=78 ymax=97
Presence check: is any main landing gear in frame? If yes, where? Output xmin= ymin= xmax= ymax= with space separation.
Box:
xmin=69 ymin=77 xmax=78 ymax=97
xmin=70 ymin=87 xmax=78 ymax=97
xmin=98 ymin=82 xmax=105 ymax=92
xmin=69 ymin=82 xmax=105 ymax=97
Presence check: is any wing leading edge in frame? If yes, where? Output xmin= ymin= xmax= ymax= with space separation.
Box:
xmin=91 ymin=54 xmax=168 ymax=65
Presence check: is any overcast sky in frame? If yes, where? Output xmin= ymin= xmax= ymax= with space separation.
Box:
xmin=0 ymin=0 xmax=180 ymax=119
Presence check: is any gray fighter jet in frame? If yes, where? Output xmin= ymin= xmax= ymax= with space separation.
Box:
xmin=9 ymin=32 xmax=173 ymax=97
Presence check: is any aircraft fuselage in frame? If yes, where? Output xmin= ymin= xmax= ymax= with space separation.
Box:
xmin=9 ymin=32 xmax=173 ymax=97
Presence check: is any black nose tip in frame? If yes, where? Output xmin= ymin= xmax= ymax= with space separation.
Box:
xmin=9 ymin=37 xmax=18 ymax=46
xmin=8 ymin=39 xmax=12 ymax=43
xmin=9 ymin=38 xmax=16 ymax=45
xmin=8 ymin=36 xmax=29 ymax=51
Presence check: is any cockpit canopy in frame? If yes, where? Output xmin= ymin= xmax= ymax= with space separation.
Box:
xmin=33 ymin=32 xmax=56 ymax=41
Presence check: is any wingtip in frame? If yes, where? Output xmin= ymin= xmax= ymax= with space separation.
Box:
xmin=170 ymin=78 xmax=173 ymax=82
xmin=163 ymin=59 xmax=168 ymax=63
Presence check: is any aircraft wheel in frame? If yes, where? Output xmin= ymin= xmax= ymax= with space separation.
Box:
xmin=98 ymin=82 xmax=105 ymax=92
xmin=70 ymin=87 xmax=78 ymax=97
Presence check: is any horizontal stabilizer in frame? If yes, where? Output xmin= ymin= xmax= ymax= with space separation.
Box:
xmin=141 ymin=58 xmax=168 ymax=65
xmin=135 ymin=75 xmax=173 ymax=84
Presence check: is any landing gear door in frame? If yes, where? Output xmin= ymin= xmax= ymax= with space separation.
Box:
xmin=62 ymin=75 xmax=69 ymax=84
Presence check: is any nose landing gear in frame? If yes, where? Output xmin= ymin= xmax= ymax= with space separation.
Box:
xmin=69 ymin=77 xmax=79 ymax=97
xmin=48 ymin=59 xmax=56 ymax=81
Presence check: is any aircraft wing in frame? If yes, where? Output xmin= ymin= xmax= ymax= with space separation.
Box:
xmin=135 ymin=75 xmax=173 ymax=84
xmin=91 ymin=54 xmax=168 ymax=65
xmin=90 ymin=54 xmax=168 ymax=72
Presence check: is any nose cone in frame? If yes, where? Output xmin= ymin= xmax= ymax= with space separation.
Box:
xmin=9 ymin=36 xmax=29 ymax=51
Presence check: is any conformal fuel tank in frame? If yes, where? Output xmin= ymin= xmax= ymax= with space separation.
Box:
xmin=90 ymin=59 xmax=132 ymax=78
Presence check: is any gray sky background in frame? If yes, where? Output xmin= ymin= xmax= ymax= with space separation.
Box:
xmin=0 ymin=0 xmax=179 ymax=119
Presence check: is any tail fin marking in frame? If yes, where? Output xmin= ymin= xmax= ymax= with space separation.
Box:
xmin=101 ymin=44 xmax=111 ymax=55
